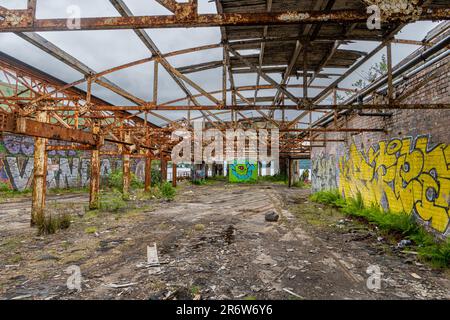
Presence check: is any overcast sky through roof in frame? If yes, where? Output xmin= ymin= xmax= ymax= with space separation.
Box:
xmin=0 ymin=0 xmax=442 ymax=126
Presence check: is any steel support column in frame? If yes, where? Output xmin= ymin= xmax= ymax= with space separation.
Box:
xmin=89 ymin=123 xmax=101 ymax=209
xmin=145 ymin=157 xmax=152 ymax=191
xmin=172 ymin=163 xmax=177 ymax=188
xmin=123 ymin=132 xmax=131 ymax=197
xmin=31 ymin=111 xmax=48 ymax=226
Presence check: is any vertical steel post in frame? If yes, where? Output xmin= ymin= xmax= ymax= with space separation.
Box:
xmin=31 ymin=111 xmax=48 ymax=226
xmin=172 ymin=162 xmax=177 ymax=188
xmin=89 ymin=123 xmax=100 ymax=209
xmin=145 ymin=156 xmax=152 ymax=191
xmin=123 ymin=131 xmax=131 ymax=197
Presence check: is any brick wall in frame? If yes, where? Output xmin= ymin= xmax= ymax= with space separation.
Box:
xmin=311 ymin=55 xmax=450 ymax=237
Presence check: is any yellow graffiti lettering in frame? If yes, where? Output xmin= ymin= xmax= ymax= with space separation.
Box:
xmin=339 ymin=136 xmax=450 ymax=234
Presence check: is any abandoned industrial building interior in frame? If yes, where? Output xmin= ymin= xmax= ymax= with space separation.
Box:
xmin=0 ymin=0 xmax=449 ymax=302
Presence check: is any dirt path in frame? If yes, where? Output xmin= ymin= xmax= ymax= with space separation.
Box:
xmin=0 ymin=182 xmax=448 ymax=300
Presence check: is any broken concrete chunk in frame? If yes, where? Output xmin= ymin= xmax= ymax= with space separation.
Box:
xmin=265 ymin=211 xmax=279 ymax=222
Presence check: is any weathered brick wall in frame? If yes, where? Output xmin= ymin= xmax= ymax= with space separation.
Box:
xmin=311 ymin=55 xmax=450 ymax=237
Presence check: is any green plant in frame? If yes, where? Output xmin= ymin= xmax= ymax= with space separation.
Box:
xmin=190 ymin=286 xmax=201 ymax=295
xmin=417 ymin=239 xmax=450 ymax=269
xmin=258 ymin=173 xmax=287 ymax=183
xmin=310 ymin=190 xmax=450 ymax=268
xmin=310 ymin=189 xmax=344 ymax=207
xmin=0 ymin=182 xmax=11 ymax=192
xmin=84 ymin=226 xmax=98 ymax=234
xmin=36 ymin=213 xmax=72 ymax=235
xmin=151 ymin=168 xmax=162 ymax=185
xmin=192 ymin=179 xmax=207 ymax=185
xmin=107 ymin=170 xmax=144 ymax=190
xmin=159 ymin=182 xmax=176 ymax=201
xmin=99 ymin=190 xmax=127 ymax=212
xmin=292 ymin=180 xmax=311 ymax=189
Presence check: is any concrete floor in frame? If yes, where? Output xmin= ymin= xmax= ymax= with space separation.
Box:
xmin=0 ymin=181 xmax=449 ymax=300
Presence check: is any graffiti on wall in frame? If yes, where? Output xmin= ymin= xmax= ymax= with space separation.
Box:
xmin=339 ymin=136 xmax=450 ymax=234
xmin=229 ymin=161 xmax=258 ymax=182
xmin=0 ymin=133 xmax=145 ymax=191
xmin=312 ymin=154 xmax=338 ymax=193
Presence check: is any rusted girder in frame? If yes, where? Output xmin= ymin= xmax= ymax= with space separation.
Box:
xmin=0 ymin=111 xmax=99 ymax=145
xmin=46 ymin=144 xmax=95 ymax=151
xmin=281 ymin=128 xmax=386 ymax=133
xmin=1 ymin=8 xmax=448 ymax=32
xmin=85 ymin=103 xmax=450 ymax=111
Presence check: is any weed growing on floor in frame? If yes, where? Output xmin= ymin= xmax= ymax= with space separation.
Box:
xmin=310 ymin=190 xmax=450 ymax=268
xmin=99 ymin=190 xmax=127 ymax=212
xmin=310 ymin=189 xmax=344 ymax=207
xmin=160 ymin=182 xmax=176 ymax=201
xmin=0 ymin=182 xmax=32 ymax=201
xmin=84 ymin=226 xmax=97 ymax=234
xmin=258 ymin=173 xmax=287 ymax=184
xmin=292 ymin=180 xmax=311 ymax=189
xmin=107 ymin=170 xmax=144 ymax=190
xmin=36 ymin=213 xmax=72 ymax=235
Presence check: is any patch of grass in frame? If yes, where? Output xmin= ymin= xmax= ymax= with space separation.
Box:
xmin=0 ymin=239 xmax=21 ymax=252
xmin=84 ymin=226 xmax=97 ymax=234
xmin=99 ymin=190 xmax=127 ymax=212
xmin=0 ymin=183 xmax=32 ymax=200
xmin=36 ymin=213 xmax=72 ymax=235
xmin=194 ymin=224 xmax=205 ymax=231
xmin=192 ymin=179 xmax=207 ymax=185
xmin=243 ymin=296 xmax=257 ymax=300
xmin=310 ymin=190 xmax=450 ymax=268
xmin=416 ymin=239 xmax=450 ymax=269
xmin=0 ymin=182 xmax=11 ymax=192
xmin=190 ymin=285 xmax=201 ymax=295
xmin=258 ymin=174 xmax=287 ymax=184
xmin=107 ymin=170 xmax=144 ymax=190
xmin=310 ymin=189 xmax=345 ymax=207
xmin=292 ymin=180 xmax=311 ymax=189
xmin=160 ymin=182 xmax=176 ymax=201
xmin=48 ymin=186 xmax=89 ymax=195
xmin=7 ymin=254 xmax=23 ymax=264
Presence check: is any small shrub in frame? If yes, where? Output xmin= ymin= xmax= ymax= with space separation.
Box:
xmin=107 ymin=170 xmax=144 ymax=190
xmin=310 ymin=190 xmax=450 ymax=269
xmin=194 ymin=224 xmax=205 ymax=231
xmin=192 ymin=179 xmax=206 ymax=185
xmin=151 ymin=168 xmax=162 ymax=185
xmin=160 ymin=182 xmax=176 ymax=201
xmin=99 ymin=190 xmax=127 ymax=212
xmin=37 ymin=213 xmax=72 ymax=235
xmin=84 ymin=226 xmax=98 ymax=234
xmin=258 ymin=174 xmax=287 ymax=183
xmin=0 ymin=182 xmax=11 ymax=192
xmin=310 ymin=189 xmax=343 ymax=207
xmin=292 ymin=180 xmax=311 ymax=189
xmin=417 ymin=239 xmax=450 ymax=269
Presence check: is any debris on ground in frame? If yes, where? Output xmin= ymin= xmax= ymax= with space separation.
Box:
xmin=0 ymin=182 xmax=448 ymax=300
xmin=265 ymin=211 xmax=279 ymax=222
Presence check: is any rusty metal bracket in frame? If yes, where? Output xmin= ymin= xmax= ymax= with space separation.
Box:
xmin=0 ymin=7 xmax=33 ymax=29
xmin=175 ymin=0 xmax=198 ymax=20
